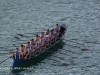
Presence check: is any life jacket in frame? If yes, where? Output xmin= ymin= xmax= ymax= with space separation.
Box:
xmin=15 ymin=50 xmax=20 ymax=59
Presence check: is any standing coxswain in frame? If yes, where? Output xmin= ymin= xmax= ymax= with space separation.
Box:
xmin=55 ymin=24 xmax=60 ymax=34
xmin=15 ymin=48 xmax=20 ymax=59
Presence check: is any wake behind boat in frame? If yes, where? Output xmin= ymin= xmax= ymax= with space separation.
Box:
xmin=11 ymin=24 xmax=67 ymax=68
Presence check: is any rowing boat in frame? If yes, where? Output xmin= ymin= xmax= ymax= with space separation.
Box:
xmin=11 ymin=24 xmax=67 ymax=68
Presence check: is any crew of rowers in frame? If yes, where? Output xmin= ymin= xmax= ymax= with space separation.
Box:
xmin=13 ymin=24 xmax=61 ymax=59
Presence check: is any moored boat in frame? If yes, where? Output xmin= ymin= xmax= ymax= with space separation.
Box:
xmin=12 ymin=24 xmax=67 ymax=68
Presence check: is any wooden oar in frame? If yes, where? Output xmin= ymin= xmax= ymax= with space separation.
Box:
xmin=64 ymin=39 xmax=88 ymax=50
xmin=38 ymin=55 xmax=70 ymax=65
xmin=0 ymin=50 xmax=16 ymax=54
xmin=0 ymin=56 xmax=12 ymax=64
xmin=65 ymin=43 xmax=80 ymax=48
xmin=45 ymin=50 xmax=69 ymax=56
xmin=38 ymin=56 xmax=59 ymax=62
xmin=64 ymin=39 xmax=84 ymax=45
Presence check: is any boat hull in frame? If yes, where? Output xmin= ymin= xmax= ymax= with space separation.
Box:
xmin=12 ymin=24 xmax=67 ymax=68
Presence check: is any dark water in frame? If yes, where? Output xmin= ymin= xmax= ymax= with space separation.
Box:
xmin=0 ymin=0 xmax=100 ymax=75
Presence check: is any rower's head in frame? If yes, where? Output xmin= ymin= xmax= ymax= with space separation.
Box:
xmin=21 ymin=45 xmax=24 ymax=47
xmin=27 ymin=41 xmax=30 ymax=45
xmin=41 ymin=32 xmax=44 ymax=34
xmin=46 ymin=29 xmax=49 ymax=32
xmin=36 ymin=35 xmax=38 ymax=37
xmin=56 ymin=24 xmax=58 ymax=27
xmin=31 ymin=39 xmax=34 ymax=41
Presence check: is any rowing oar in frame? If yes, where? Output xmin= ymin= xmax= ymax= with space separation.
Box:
xmin=44 ymin=50 xmax=70 ymax=56
xmin=64 ymin=39 xmax=84 ymax=45
xmin=0 ymin=56 xmax=12 ymax=64
xmin=0 ymin=50 xmax=16 ymax=54
xmin=38 ymin=56 xmax=59 ymax=62
xmin=64 ymin=39 xmax=89 ymax=50
xmin=38 ymin=56 xmax=70 ymax=65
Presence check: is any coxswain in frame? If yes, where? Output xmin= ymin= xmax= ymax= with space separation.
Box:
xmin=15 ymin=48 xmax=20 ymax=59
xmin=55 ymin=24 xmax=60 ymax=34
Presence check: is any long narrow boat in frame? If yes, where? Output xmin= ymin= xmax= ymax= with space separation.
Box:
xmin=12 ymin=24 xmax=67 ymax=68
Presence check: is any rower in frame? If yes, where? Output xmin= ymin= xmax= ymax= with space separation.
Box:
xmin=29 ymin=49 xmax=34 ymax=57
xmin=26 ymin=41 xmax=32 ymax=50
xmin=48 ymin=32 xmax=53 ymax=45
xmin=40 ymin=32 xmax=45 ymax=39
xmin=37 ymin=38 xmax=44 ymax=52
xmin=43 ymin=35 xmax=49 ymax=48
xmin=46 ymin=29 xmax=50 ymax=35
xmin=55 ymin=24 xmax=60 ymax=35
xmin=32 ymin=42 xmax=40 ymax=55
xmin=32 ymin=46 xmax=37 ymax=56
xmin=25 ymin=49 xmax=34 ymax=59
xmin=52 ymin=29 xmax=59 ymax=41
xmin=19 ymin=45 xmax=25 ymax=59
xmin=30 ymin=39 xmax=36 ymax=46
xmin=40 ymin=38 xmax=45 ymax=50
xmin=15 ymin=48 xmax=20 ymax=59
xmin=34 ymin=35 xmax=39 ymax=42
